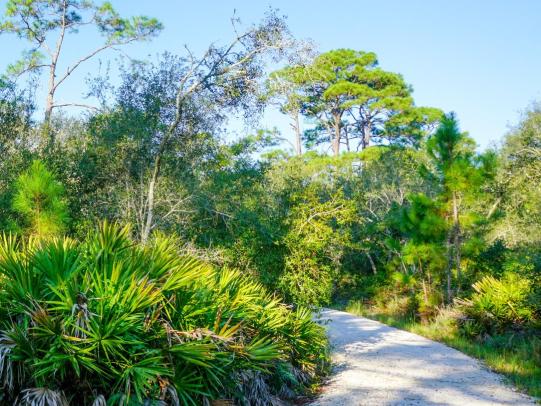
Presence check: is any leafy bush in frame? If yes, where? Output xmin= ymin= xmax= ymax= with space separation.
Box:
xmin=0 ymin=222 xmax=328 ymax=405
xmin=416 ymin=289 xmax=444 ymax=322
xmin=278 ymin=253 xmax=334 ymax=307
xmin=456 ymin=272 xmax=536 ymax=335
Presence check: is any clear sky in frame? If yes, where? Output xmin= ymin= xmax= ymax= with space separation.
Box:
xmin=1 ymin=0 xmax=541 ymax=150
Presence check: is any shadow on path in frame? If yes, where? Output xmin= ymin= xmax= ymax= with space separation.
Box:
xmin=311 ymin=309 xmax=537 ymax=406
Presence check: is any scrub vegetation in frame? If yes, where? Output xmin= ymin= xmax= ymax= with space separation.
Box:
xmin=0 ymin=0 xmax=539 ymax=403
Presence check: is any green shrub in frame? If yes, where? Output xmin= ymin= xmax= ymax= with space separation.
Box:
xmin=0 ymin=222 xmax=328 ymax=405
xmin=278 ymin=253 xmax=334 ymax=307
xmin=456 ymin=272 xmax=536 ymax=335
xmin=345 ymin=300 xmax=366 ymax=316
xmin=12 ymin=160 xmax=69 ymax=238
xmin=416 ymin=289 xmax=444 ymax=322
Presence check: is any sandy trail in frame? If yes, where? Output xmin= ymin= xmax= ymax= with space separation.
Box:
xmin=311 ymin=309 xmax=537 ymax=406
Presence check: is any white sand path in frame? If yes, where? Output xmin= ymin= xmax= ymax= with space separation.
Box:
xmin=311 ymin=309 xmax=537 ymax=406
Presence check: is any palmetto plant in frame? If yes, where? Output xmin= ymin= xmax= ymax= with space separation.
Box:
xmin=455 ymin=272 xmax=536 ymax=335
xmin=0 ymin=222 xmax=328 ymax=405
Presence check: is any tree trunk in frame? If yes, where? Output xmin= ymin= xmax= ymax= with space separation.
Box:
xmin=141 ymin=104 xmax=182 ymax=243
xmin=333 ymin=112 xmax=341 ymax=157
xmin=362 ymin=121 xmax=371 ymax=150
xmin=44 ymin=3 xmax=66 ymax=149
xmin=43 ymin=64 xmax=57 ymax=148
xmin=445 ymin=234 xmax=453 ymax=304
xmin=44 ymin=90 xmax=54 ymax=124
xmin=422 ymin=279 xmax=429 ymax=305
xmin=452 ymin=191 xmax=462 ymax=296
xmin=446 ymin=261 xmax=452 ymax=304
xmin=141 ymin=159 xmax=160 ymax=244
xmin=366 ymin=252 xmax=377 ymax=275
xmin=442 ymin=190 xmax=463 ymax=304
xmin=293 ymin=111 xmax=302 ymax=156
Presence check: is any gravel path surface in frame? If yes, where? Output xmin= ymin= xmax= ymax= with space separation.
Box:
xmin=311 ymin=309 xmax=537 ymax=406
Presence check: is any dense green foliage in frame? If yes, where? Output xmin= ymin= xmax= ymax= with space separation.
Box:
xmin=0 ymin=1 xmax=540 ymax=402
xmin=456 ymin=272 xmax=537 ymax=335
xmin=0 ymin=222 xmax=328 ymax=405
xmin=12 ymin=160 xmax=69 ymax=238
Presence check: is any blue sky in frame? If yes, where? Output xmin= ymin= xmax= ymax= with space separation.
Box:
xmin=1 ymin=0 xmax=541 ymax=150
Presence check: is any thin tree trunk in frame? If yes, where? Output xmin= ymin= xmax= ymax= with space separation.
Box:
xmin=43 ymin=67 xmax=57 ymax=149
xmin=141 ymin=143 xmax=165 ymax=243
xmin=452 ymin=191 xmax=461 ymax=296
xmin=362 ymin=121 xmax=371 ymax=150
xmin=366 ymin=252 xmax=377 ymax=275
xmin=141 ymin=96 xmax=184 ymax=243
xmin=446 ymin=260 xmax=452 ymax=304
xmin=422 ymin=279 xmax=429 ymax=305
xmin=333 ymin=113 xmax=341 ymax=157
xmin=44 ymin=67 xmax=55 ymax=124
xmin=293 ymin=111 xmax=302 ymax=156
xmin=43 ymin=0 xmax=67 ymax=148
xmin=445 ymin=231 xmax=453 ymax=304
